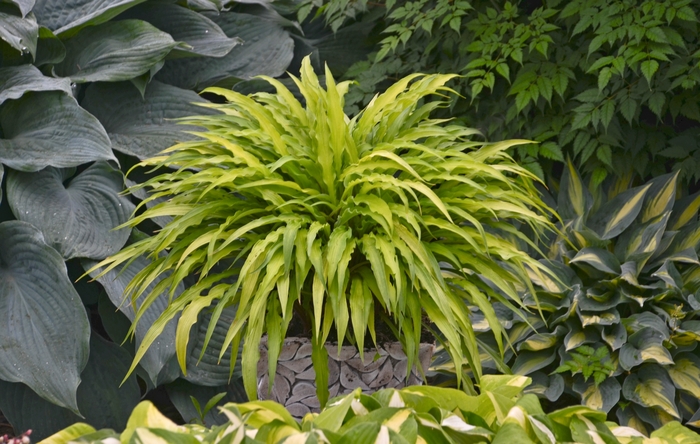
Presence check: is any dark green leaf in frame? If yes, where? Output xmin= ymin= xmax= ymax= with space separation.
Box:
xmin=588 ymin=183 xmax=651 ymax=240
xmin=512 ymin=349 xmax=557 ymax=375
xmin=0 ymin=221 xmax=89 ymax=413
xmin=3 ymin=0 xmax=35 ymax=17
xmin=81 ymin=80 xmax=220 ymax=159
xmin=0 ymin=91 xmax=115 ymax=171
xmin=32 ymin=0 xmax=148 ymax=36
xmin=120 ymin=1 xmax=240 ymax=58
xmin=0 ymin=10 xmax=37 ymax=57
xmin=573 ymin=377 xmax=620 ymax=413
xmin=83 ymin=252 xmax=183 ymax=386
xmin=6 ymin=162 xmax=133 ymax=259
xmin=156 ymin=11 xmax=294 ymax=90
xmin=55 ymin=19 xmax=178 ymax=83
xmin=570 ymin=247 xmax=621 ymax=274
xmin=0 ymin=65 xmax=71 ymax=106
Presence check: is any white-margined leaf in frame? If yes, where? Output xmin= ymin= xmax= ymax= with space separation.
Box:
xmin=155 ymin=11 xmax=293 ymax=89
xmin=32 ymin=0 xmax=147 ymax=36
xmin=0 ymin=221 xmax=89 ymax=413
xmin=54 ymin=19 xmax=178 ymax=83
xmin=0 ymin=90 xmax=115 ymax=171
xmin=81 ymin=80 xmax=220 ymax=159
xmin=119 ymin=1 xmax=240 ymax=58
xmin=7 ymin=162 xmax=133 ymax=260
xmin=0 ymin=64 xmax=71 ymax=105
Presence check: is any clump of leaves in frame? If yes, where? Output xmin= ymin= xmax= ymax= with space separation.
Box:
xmin=43 ymin=375 xmax=700 ymax=444
xmin=466 ymin=160 xmax=700 ymax=435
xmin=89 ymin=55 xmax=556 ymax=407
xmin=554 ymin=345 xmax=616 ymax=387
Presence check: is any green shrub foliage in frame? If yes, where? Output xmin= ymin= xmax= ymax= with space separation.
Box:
xmin=464 ymin=161 xmax=700 ymax=435
xmin=89 ymin=55 xmax=556 ymax=408
xmin=0 ymin=0 xmax=344 ymax=438
xmin=311 ymin=0 xmax=700 ymax=185
xmin=44 ymin=375 xmax=700 ymax=444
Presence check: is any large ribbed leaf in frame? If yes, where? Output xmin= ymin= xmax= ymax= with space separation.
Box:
xmin=0 ymin=335 xmax=141 ymax=440
xmin=622 ymin=365 xmax=680 ymax=419
xmin=3 ymin=0 xmax=35 ymax=17
xmin=34 ymin=25 xmax=65 ymax=66
xmin=0 ymin=10 xmax=37 ymax=57
xmin=54 ymin=20 xmax=177 ymax=83
xmin=588 ymin=184 xmax=651 ymax=240
xmin=0 ymin=221 xmax=89 ymax=413
xmin=6 ymin=162 xmax=133 ymax=260
xmin=120 ymin=1 xmax=240 ymax=58
xmin=570 ymin=247 xmax=621 ymax=274
xmin=184 ymin=306 xmax=239 ymax=386
xmin=32 ymin=0 xmax=147 ymax=36
xmin=0 ymin=65 xmax=72 ymax=104
xmin=0 ymin=91 xmax=115 ymax=171
xmin=84 ymin=253 xmax=182 ymax=386
xmin=81 ymin=81 xmax=219 ymax=159
xmin=156 ymin=11 xmax=293 ymax=89
xmin=668 ymin=354 xmax=700 ymax=399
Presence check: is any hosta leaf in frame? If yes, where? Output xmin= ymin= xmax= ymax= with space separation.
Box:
xmin=511 ymin=349 xmax=557 ymax=375
xmin=617 ymin=212 xmax=670 ymax=264
xmin=32 ymin=0 xmax=148 ymax=36
xmin=518 ymin=326 xmax=565 ymax=352
xmin=0 ymin=64 xmax=71 ymax=105
xmin=524 ymin=372 xmax=564 ymax=402
xmin=558 ymin=159 xmax=592 ymax=220
xmin=83 ymin=252 xmax=183 ymax=386
xmin=184 ymin=306 xmax=240 ymax=386
xmin=0 ymin=221 xmax=89 ymax=413
xmin=669 ymin=190 xmax=700 ymax=231
xmin=570 ymin=247 xmax=621 ymax=274
xmin=0 ymin=91 xmax=115 ymax=171
xmin=166 ymin=379 xmax=245 ymax=427
xmin=155 ymin=11 xmax=294 ymax=90
xmin=668 ymin=354 xmax=700 ymax=398
xmin=622 ymin=365 xmax=680 ymax=419
xmin=34 ymin=26 xmax=65 ymax=66
xmin=0 ymin=335 xmax=140 ymax=439
xmin=81 ymin=81 xmax=220 ymax=159
xmin=564 ymin=325 xmax=599 ymax=351
xmin=572 ymin=377 xmax=621 ymax=413
xmin=588 ymin=184 xmax=651 ymax=240
xmin=54 ymin=20 xmax=178 ymax=83
xmin=619 ymin=328 xmax=673 ymax=370
xmin=6 ymin=162 xmax=133 ymax=260
xmin=3 ymin=0 xmax=35 ymax=17
xmin=602 ymin=323 xmax=627 ymax=351
xmin=639 ymin=172 xmax=678 ymax=224
xmin=0 ymin=10 xmax=37 ymax=57
xmin=120 ymin=1 xmax=240 ymax=58
xmin=578 ymin=309 xmax=620 ymax=327
xmin=650 ymin=421 xmax=700 ymax=443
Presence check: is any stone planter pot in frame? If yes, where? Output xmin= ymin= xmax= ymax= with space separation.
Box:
xmin=257 ymin=338 xmax=434 ymax=418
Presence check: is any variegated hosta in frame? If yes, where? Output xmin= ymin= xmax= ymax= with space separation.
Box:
xmin=44 ymin=375 xmax=700 ymax=444
xmin=469 ymin=161 xmax=700 ymax=434
xmin=89 ymin=56 xmax=555 ymax=406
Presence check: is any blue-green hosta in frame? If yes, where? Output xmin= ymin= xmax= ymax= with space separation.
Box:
xmin=42 ymin=375 xmax=700 ymax=444
xmin=463 ymin=161 xmax=700 ymax=434
xmin=89 ymin=56 xmax=556 ymax=407
xmin=0 ymin=0 xmax=330 ymax=438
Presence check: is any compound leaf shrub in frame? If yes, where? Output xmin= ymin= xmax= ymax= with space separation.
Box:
xmin=90 ymin=55 xmax=556 ymax=408
xmin=44 ymin=375 xmax=700 ymax=444
xmin=309 ymin=0 xmax=700 ymax=185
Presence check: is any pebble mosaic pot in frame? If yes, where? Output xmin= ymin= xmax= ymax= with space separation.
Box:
xmin=258 ymin=338 xmax=434 ymax=418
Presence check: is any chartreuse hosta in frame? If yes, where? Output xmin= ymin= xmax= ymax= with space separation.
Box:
xmin=88 ymin=55 xmax=556 ymax=405
xmin=464 ymin=160 xmax=700 ymax=434
xmin=42 ymin=375 xmax=700 ymax=444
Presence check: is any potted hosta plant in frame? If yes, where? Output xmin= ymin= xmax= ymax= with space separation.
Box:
xmin=89 ymin=56 xmax=555 ymax=409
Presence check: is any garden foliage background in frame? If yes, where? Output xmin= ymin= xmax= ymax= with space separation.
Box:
xmin=1 ymin=0 xmax=700 ymax=439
